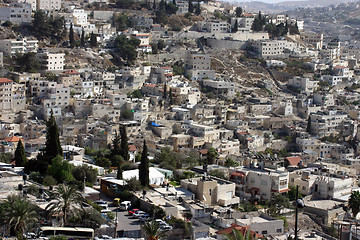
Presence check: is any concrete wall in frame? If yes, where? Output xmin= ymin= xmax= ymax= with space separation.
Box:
xmin=206 ymin=39 xmax=249 ymax=50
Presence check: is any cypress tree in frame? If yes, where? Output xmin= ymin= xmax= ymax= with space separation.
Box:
xmin=195 ymin=0 xmax=201 ymax=15
xmin=120 ymin=125 xmax=129 ymax=162
xmin=163 ymin=82 xmax=167 ymax=100
xmin=232 ymin=20 xmax=238 ymax=33
xmin=153 ymin=0 xmax=157 ymax=10
xmin=90 ymin=32 xmax=97 ymax=48
xmin=306 ymin=116 xmax=312 ymax=134
xmin=69 ymin=23 xmax=75 ymax=48
xmin=169 ymin=88 xmax=174 ymax=105
xmin=117 ymin=164 xmax=123 ymax=180
xmin=80 ymin=28 xmax=85 ymax=47
xmin=188 ymin=0 xmax=194 ymax=13
xmin=139 ymin=140 xmax=149 ymax=187
xmin=14 ymin=139 xmax=26 ymax=167
xmin=44 ymin=110 xmax=63 ymax=164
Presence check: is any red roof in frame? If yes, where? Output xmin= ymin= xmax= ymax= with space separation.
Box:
xmin=4 ymin=136 xmax=22 ymax=142
xmin=272 ymin=188 xmax=290 ymax=193
xmin=333 ymin=65 xmax=348 ymax=69
xmin=63 ymin=69 xmax=79 ymax=74
xmin=145 ymin=84 xmax=156 ymax=88
xmin=285 ymin=156 xmax=302 ymax=166
xmin=199 ymin=149 xmax=208 ymax=155
xmin=0 ymin=78 xmax=13 ymax=84
xmin=231 ymin=172 xmax=245 ymax=177
xmin=216 ymin=224 xmax=263 ymax=239
xmin=128 ymin=144 xmax=136 ymax=152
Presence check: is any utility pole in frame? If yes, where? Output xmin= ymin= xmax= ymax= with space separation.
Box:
xmin=295 ymin=185 xmax=299 ymax=240
xmin=295 ymin=185 xmax=304 ymax=240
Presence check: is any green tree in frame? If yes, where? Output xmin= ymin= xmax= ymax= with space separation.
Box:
xmin=349 ymin=191 xmax=360 ymax=218
xmin=120 ymin=125 xmax=129 ymax=162
xmin=139 ymin=140 xmax=149 ymax=187
xmin=90 ymin=32 xmax=97 ymax=48
xmin=195 ymin=0 xmax=201 ymax=15
xmin=73 ymin=207 xmax=104 ymax=229
xmin=95 ymin=156 xmax=111 ymax=168
xmin=235 ymin=7 xmax=243 ymax=17
xmin=46 ymin=184 xmax=84 ymax=226
xmin=169 ymin=88 xmax=174 ymax=105
xmin=114 ymin=35 xmax=140 ymax=65
xmin=306 ymin=116 xmax=311 ymax=134
xmin=287 ymin=186 xmax=302 ymax=201
xmin=225 ymin=158 xmax=239 ymax=168
xmin=251 ymin=12 xmax=265 ymax=32
xmin=111 ymin=131 xmax=122 ymax=158
xmin=71 ymin=165 xmax=97 ymax=186
xmin=157 ymin=39 xmax=166 ymax=50
xmin=32 ymin=10 xmax=51 ymax=39
xmin=188 ymin=0 xmax=194 ymax=13
xmin=206 ymin=147 xmax=218 ymax=164
xmin=14 ymin=140 xmax=26 ymax=167
xmin=266 ymin=194 xmax=290 ymax=217
xmin=117 ymin=164 xmax=123 ymax=180
xmin=143 ymin=220 xmax=162 ymax=240
xmin=15 ymin=52 xmax=41 ymax=73
xmin=232 ymin=20 xmax=238 ymax=33
xmin=48 ymin=156 xmax=74 ymax=183
xmin=69 ymin=23 xmax=75 ymax=48
xmin=163 ymin=82 xmax=167 ymax=101
xmin=80 ymin=28 xmax=85 ymax=47
xmin=1 ymin=195 xmax=38 ymax=239
xmin=44 ymin=110 xmax=63 ymax=164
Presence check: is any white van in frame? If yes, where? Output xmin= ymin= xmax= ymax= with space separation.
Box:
xmin=119 ymin=201 xmax=131 ymax=210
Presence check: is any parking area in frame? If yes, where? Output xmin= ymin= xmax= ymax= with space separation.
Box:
xmin=115 ymin=210 xmax=141 ymax=238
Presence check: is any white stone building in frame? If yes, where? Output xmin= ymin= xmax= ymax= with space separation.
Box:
xmin=0 ymin=3 xmax=32 ymax=25
xmin=0 ymin=38 xmax=38 ymax=56
xmin=36 ymin=50 xmax=65 ymax=72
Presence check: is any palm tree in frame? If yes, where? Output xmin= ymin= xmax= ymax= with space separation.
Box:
xmin=46 ymin=184 xmax=83 ymax=226
xmin=349 ymin=190 xmax=360 ymax=218
xmin=143 ymin=221 xmax=162 ymax=240
xmin=1 ymin=194 xmax=38 ymax=239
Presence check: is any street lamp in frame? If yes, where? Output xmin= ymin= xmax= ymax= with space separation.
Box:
xmin=295 ymin=185 xmax=305 ymax=240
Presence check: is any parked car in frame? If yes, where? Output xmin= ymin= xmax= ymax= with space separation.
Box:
xmin=119 ymin=201 xmax=131 ymax=210
xmin=139 ymin=213 xmax=151 ymax=222
xmin=96 ymin=200 xmax=107 ymax=206
xmin=155 ymin=219 xmax=173 ymax=230
xmin=133 ymin=210 xmax=146 ymax=218
xmin=101 ymin=235 xmax=113 ymax=239
xmin=113 ymin=198 xmax=121 ymax=206
xmin=128 ymin=208 xmax=139 ymax=216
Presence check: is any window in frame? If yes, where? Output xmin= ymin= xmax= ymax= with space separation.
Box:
xmin=261 ymin=230 xmax=267 ymax=234
xmin=209 ymin=189 xmax=212 ymax=196
xmin=276 ymin=229 xmax=282 ymax=233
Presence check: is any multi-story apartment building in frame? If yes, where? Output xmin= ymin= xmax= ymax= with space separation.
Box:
xmin=288 ymin=76 xmax=319 ymax=93
xmin=289 ymin=170 xmax=354 ymax=199
xmin=300 ymin=33 xmax=324 ymax=50
xmin=13 ymin=0 xmax=61 ymax=11
xmin=181 ymin=176 xmax=240 ymax=206
xmin=36 ymin=49 xmax=65 ymax=72
xmin=176 ymin=1 xmax=188 ymax=14
xmin=230 ymin=166 xmax=289 ymax=201
xmin=196 ymin=21 xmax=230 ymax=33
xmin=0 ymin=78 xmax=13 ymax=111
xmin=0 ymin=38 xmax=38 ymax=56
xmin=130 ymin=32 xmax=152 ymax=53
xmin=185 ymin=51 xmax=215 ymax=80
xmin=0 ymin=3 xmax=32 ymax=25
xmin=251 ymin=40 xmax=296 ymax=58
xmin=310 ymin=110 xmax=348 ymax=137
xmin=230 ymin=15 xmax=254 ymax=31
xmin=202 ymin=79 xmax=236 ymax=97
